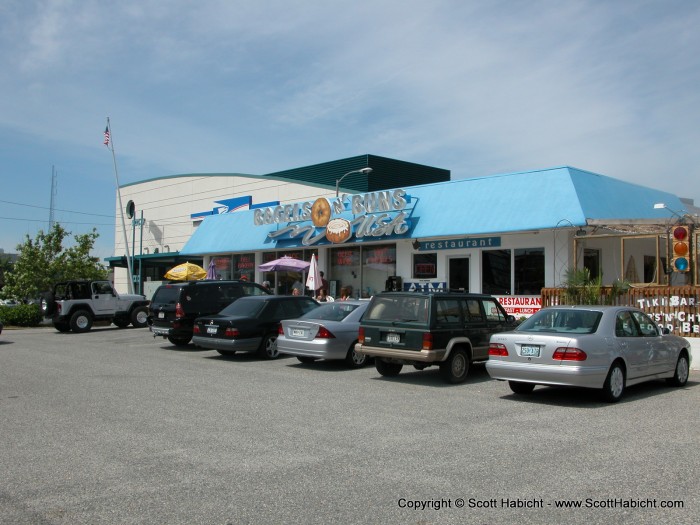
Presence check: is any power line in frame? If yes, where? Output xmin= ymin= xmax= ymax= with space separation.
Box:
xmin=0 ymin=199 xmax=114 ymax=218
xmin=0 ymin=216 xmax=114 ymax=226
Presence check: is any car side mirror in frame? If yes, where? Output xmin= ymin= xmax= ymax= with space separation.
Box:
xmin=507 ymin=315 xmax=516 ymax=324
xmin=660 ymin=327 xmax=671 ymax=335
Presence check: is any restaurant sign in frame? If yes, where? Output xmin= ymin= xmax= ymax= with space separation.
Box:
xmin=253 ymin=189 xmax=411 ymax=246
xmin=636 ymin=294 xmax=699 ymax=335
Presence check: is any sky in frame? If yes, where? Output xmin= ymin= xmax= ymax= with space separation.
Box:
xmin=1 ymin=0 xmax=699 ymax=261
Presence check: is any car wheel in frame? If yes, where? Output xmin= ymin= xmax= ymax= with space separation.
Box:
xmin=130 ymin=306 xmax=149 ymax=328
xmin=439 ymin=348 xmax=469 ymax=384
xmin=344 ymin=342 xmax=367 ymax=368
xmin=113 ymin=318 xmax=130 ymax=328
xmin=375 ymin=359 xmax=402 ymax=377
xmin=667 ymin=352 xmax=689 ymax=387
xmin=509 ymin=381 xmax=536 ymax=395
xmin=167 ymin=334 xmax=192 ymax=347
xmin=69 ymin=310 xmax=93 ymax=333
xmin=297 ymin=356 xmax=317 ymax=364
xmin=54 ymin=321 xmax=71 ymax=333
xmin=258 ymin=334 xmax=279 ymax=359
xmin=602 ymin=361 xmax=625 ymax=403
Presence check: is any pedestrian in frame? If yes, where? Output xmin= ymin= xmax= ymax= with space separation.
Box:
xmin=319 ymin=271 xmax=329 ymax=294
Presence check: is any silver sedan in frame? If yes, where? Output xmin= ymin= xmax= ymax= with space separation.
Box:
xmin=486 ymin=305 xmax=691 ymax=402
xmin=277 ymin=300 xmax=369 ymax=368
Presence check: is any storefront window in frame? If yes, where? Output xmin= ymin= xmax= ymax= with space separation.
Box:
xmin=514 ymin=248 xmax=544 ymax=295
xmin=482 ymin=249 xmax=511 ymax=295
xmin=213 ymin=256 xmax=233 ymax=281
xmin=413 ymin=253 xmax=437 ymax=279
xmin=363 ymin=244 xmax=396 ymax=298
xmin=330 ymin=247 xmax=361 ymax=299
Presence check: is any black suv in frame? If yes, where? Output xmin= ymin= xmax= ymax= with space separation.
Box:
xmin=356 ymin=291 xmax=516 ymax=383
xmin=148 ymin=280 xmax=271 ymax=346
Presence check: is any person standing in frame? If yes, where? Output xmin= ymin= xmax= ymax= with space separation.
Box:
xmin=319 ymin=271 xmax=329 ymax=295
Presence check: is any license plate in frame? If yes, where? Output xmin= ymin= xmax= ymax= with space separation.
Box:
xmin=520 ymin=345 xmax=540 ymax=357
xmin=291 ymin=329 xmax=305 ymax=337
xmin=386 ymin=333 xmax=400 ymax=344
xmin=207 ymin=326 xmax=218 ymax=334
xmin=158 ymin=312 xmax=164 ymax=319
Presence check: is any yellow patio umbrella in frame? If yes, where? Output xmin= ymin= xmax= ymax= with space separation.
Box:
xmin=164 ymin=262 xmax=207 ymax=281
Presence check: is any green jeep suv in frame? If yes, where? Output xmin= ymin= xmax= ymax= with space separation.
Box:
xmin=356 ymin=291 xmax=516 ymax=383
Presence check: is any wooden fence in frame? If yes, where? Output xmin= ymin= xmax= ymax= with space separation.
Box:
xmin=541 ymin=286 xmax=700 ymax=338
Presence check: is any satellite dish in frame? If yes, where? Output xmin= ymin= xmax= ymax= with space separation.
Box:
xmin=126 ymin=200 xmax=135 ymax=219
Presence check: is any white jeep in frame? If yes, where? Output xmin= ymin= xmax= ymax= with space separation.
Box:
xmin=41 ymin=280 xmax=149 ymax=333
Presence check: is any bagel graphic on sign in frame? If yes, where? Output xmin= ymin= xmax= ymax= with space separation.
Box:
xmin=310 ymin=198 xmax=331 ymax=227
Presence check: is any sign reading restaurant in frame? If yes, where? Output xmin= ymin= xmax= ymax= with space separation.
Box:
xmin=253 ymin=189 xmax=411 ymax=246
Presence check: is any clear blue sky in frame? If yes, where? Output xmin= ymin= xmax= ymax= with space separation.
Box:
xmin=1 ymin=1 xmax=699 ymax=261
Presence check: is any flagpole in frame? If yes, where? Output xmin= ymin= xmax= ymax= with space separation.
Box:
xmin=105 ymin=117 xmax=135 ymax=294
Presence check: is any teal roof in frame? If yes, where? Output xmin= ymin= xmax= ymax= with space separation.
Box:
xmin=180 ymin=166 xmax=687 ymax=255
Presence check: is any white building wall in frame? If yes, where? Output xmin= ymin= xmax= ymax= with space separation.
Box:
xmin=113 ymin=175 xmax=339 ymax=292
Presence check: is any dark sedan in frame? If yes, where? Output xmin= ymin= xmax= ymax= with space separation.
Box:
xmin=192 ymin=295 xmax=319 ymax=359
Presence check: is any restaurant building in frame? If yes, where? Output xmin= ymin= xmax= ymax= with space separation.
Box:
xmin=109 ymin=154 xmax=699 ymax=363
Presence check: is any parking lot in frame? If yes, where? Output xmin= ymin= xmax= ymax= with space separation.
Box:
xmin=1 ymin=326 xmax=698 ymax=524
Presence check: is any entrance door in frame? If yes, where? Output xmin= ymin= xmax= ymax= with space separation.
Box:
xmin=449 ymin=257 xmax=469 ymax=291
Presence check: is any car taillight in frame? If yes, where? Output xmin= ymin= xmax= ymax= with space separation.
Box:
xmin=193 ymin=325 xmax=201 ymax=334
xmin=489 ymin=343 xmax=509 ymax=356
xmin=175 ymin=302 xmax=185 ymax=318
xmin=57 ymin=303 xmax=62 ymax=314
xmin=316 ymin=326 xmax=335 ymax=339
xmin=278 ymin=325 xmax=284 ymax=335
xmin=358 ymin=327 xmax=365 ymax=344
xmin=224 ymin=327 xmax=240 ymax=337
xmin=553 ymin=347 xmax=587 ymax=361
xmin=422 ymin=332 xmax=433 ymax=350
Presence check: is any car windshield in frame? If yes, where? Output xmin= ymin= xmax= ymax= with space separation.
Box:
xmin=219 ymin=298 xmax=266 ymax=317
xmin=300 ymin=302 xmax=359 ymax=321
xmin=517 ymin=308 xmax=602 ymax=334
xmin=365 ymin=296 xmax=429 ymax=322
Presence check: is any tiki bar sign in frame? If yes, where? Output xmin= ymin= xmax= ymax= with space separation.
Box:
xmin=253 ymin=189 xmax=410 ymax=246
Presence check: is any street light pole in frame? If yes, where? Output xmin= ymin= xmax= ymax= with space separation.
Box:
xmin=336 ymin=167 xmax=373 ymax=197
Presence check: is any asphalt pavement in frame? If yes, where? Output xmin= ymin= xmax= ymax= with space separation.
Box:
xmin=1 ymin=326 xmax=698 ymax=524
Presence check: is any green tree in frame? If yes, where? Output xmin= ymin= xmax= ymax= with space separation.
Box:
xmin=1 ymin=224 xmax=107 ymax=301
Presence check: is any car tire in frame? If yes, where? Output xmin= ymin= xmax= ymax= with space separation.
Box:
xmin=54 ymin=321 xmax=71 ymax=333
xmin=667 ymin=352 xmax=689 ymax=387
xmin=113 ymin=318 xmax=130 ymax=328
xmin=602 ymin=361 xmax=625 ymax=403
xmin=167 ymin=334 xmax=192 ymax=347
xmin=40 ymin=292 xmax=56 ymax=316
xmin=509 ymin=381 xmax=536 ymax=395
xmin=439 ymin=348 xmax=469 ymax=384
xmin=344 ymin=342 xmax=367 ymax=368
xmin=258 ymin=334 xmax=279 ymax=360
xmin=297 ymin=356 xmax=317 ymax=364
xmin=130 ymin=306 xmax=149 ymax=328
xmin=69 ymin=310 xmax=93 ymax=333
xmin=375 ymin=359 xmax=402 ymax=377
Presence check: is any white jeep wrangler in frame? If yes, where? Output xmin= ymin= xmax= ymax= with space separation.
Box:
xmin=41 ymin=280 xmax=149 ymax=333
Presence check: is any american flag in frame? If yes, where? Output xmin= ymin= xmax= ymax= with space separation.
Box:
xmin=103 ymin=126 xmax=110 ymax=146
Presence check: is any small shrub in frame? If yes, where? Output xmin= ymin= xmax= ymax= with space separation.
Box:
xmin=0 ymin=304 xmax=43 ymax=327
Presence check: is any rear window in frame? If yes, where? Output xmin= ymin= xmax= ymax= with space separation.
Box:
xmin=301 ymin=302 xmax=360 ymax=322
xmin=151 ymin=286 xmax=181 ymax=305
xmin=517 ymin=308 xmax=602 ymax=334
xmin=219 ymin=298 xmax=267 ymax=317
xmin=365 ymin=296 xmax=429 ymax=323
